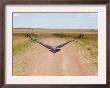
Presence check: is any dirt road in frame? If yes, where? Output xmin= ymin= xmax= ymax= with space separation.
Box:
xmin=13 ymin=37 xmax=97 ymax=76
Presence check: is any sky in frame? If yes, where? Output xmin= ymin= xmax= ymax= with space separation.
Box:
xmin=13 ymin=12 xmax=98 ymax=29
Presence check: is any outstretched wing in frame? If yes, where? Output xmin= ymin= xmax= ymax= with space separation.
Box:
xmin=27 ymin=34 xmax=52 ymax=49
xmin=56 ymin=39 xmax=75 ymax=48
xmin=56 ymin=35 xmax=83 ymax=48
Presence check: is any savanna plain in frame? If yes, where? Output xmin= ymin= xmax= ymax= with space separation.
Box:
xmin=13 ymin=28 xmax=98 ymax=76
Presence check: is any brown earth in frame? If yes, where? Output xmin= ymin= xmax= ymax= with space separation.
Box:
xmin=13 ymin=37 xmax=97 ymax=76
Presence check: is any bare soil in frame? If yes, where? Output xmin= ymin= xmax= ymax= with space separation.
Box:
xmin=13 ymin=37 xmax=97 ymax=76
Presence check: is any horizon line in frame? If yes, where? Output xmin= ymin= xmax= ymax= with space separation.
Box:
xmin=13 ymin=27 xmax=98 ymax=30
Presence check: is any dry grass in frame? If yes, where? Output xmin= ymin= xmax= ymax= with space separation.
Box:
xmin=13 ymin=54 xmax=29 ymax=75
xmin=50 ymin=33 xmax=98 ymax=68
xmin=13 ymin=33 xmax=42 ymax=55
xmin=13 ymin=32 xmax=98 ymax=67
xmin=12 ymin=30 xmax=98 ymax=75
xmin=13 ymin=33 xmax=43 ymax=75
xmin=75 ymin=38 xmax=98 ymax=67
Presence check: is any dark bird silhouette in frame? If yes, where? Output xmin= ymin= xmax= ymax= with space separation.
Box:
xmin=26 ymin=34 xmax=82 ymax=53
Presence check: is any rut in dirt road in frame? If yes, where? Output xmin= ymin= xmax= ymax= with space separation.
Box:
xmin=13 ymin=37 xmax=97 ymax=76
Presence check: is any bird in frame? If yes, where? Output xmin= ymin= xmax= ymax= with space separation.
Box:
xmin=26 ymin=34 xmax=82 ymax=53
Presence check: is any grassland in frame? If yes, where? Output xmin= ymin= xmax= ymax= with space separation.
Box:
xmin=51 ymin=33 xmax=98 ymax=67
xmin=13 ymin=33 xmax=43 ymax=55
xmin=13 ymin=28 xmax=98 ymax=68
xmin=74 ymin=35 xmax=98 ymax=67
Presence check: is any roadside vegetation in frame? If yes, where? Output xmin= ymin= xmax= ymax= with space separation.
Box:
xmin=13 ymin=32 xmax=98 ymax=68
xmin=50 ymin=33 xmax=98 ymax=68
xmin=74 ymin=35 xmax=98 ymax=68
xmin=13 ymin=33 xmax=43 ymax=55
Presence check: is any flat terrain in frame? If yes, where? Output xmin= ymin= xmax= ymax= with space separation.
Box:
xmin=13 ymin=36 xmax=97 ymax=76
xmin=13 ymin=28 xmax=98 ymax=34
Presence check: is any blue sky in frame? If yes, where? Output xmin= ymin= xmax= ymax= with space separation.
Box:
xmin=13 ymin=13 xmax=98 ymax=29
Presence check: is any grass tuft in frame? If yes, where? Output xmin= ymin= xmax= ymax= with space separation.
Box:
xmin=74 ymin=37 xmax=98 ymax=68
xmin=13 ymin=33 xmax=43 ymax=55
